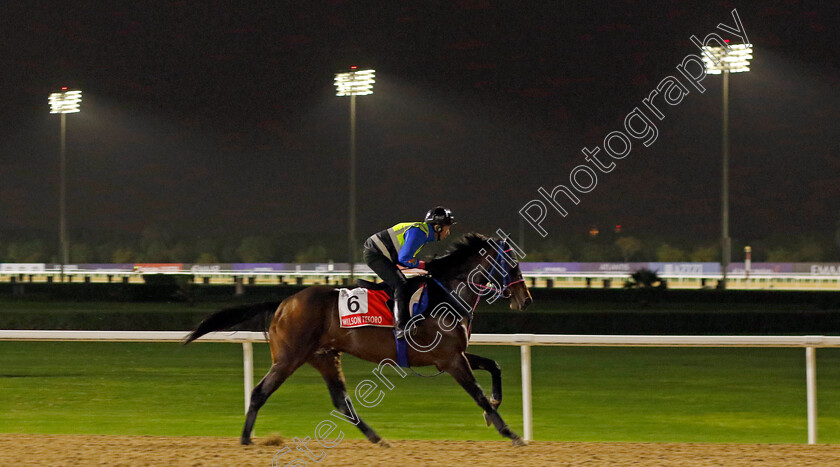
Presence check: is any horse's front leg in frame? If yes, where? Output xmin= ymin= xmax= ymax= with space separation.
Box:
xmin=466 ymin=353 xmax=502 ymax=409
xmin=466 ymin=352 xmax=503 ymax=427
xmin=443 ymin=353 xmax=526 ymax=446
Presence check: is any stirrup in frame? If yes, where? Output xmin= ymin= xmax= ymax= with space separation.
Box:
xmin=396 ymin=317 xmax=418 ymax=338
xmin=394 ymin=320 xmax=408 ymax=339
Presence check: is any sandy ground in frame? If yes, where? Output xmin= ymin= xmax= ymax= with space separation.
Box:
xmin=2 ymin=434 xmax=840 ymax=466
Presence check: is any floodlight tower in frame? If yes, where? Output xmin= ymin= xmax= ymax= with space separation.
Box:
xmin=48 ymin=88 xmax=82 ymax=281
xmin=334 ymin=68 xmax=375 ymax=281
xmin=701 ymin=43 xmax=752 ymax=289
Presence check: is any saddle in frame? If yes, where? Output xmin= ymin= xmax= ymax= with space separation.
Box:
xmin=356 ymin=276 xmax=429 ymax=311
xmin=356 ymin=279 xmax=391 ymax=292
xmin=356 ymin=268 xmax=428 ymax=293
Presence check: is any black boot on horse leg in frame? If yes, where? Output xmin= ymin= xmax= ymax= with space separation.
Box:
xmin=308 ymin=350 xmax=389 ymax=447
xmin=445 ymin=354 xmax=526 ymax=446
xmin=466 ymin=353 xmax=503 ymax=426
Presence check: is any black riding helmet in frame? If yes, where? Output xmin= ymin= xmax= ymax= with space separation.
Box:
xmin=424 ymin=206 xmax=455 ymax=226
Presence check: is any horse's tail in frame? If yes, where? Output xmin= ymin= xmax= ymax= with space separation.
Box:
xmin=183 ymin=301 xmax=281 ymax=344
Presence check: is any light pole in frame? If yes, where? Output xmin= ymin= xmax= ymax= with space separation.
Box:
xmin=48 ymin=88 xmax=82 ymax=282
xmin=334 ymin=68 xmax=375 ymax=282
xmin=701 ymin=43 xmax=752 ymax=289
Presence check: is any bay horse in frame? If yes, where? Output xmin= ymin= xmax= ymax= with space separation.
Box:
xmin=184 ymin=233 xmax=533 ymax=446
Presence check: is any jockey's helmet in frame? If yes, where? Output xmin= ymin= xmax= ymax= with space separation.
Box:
xmin=424 ymin=206 xmax=455 ymax=226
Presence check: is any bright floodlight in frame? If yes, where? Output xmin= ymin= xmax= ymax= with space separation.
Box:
xmin=49 ymin=90 xmax=83 ymax=113
xmin=701 ymin=44 xmax=753 ymax=74
xmin=334 ymin=69 xmax=375 ymax=96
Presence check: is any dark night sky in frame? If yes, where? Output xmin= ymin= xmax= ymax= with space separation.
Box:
xmin=1 ymin=1 xmax=838 ymax=248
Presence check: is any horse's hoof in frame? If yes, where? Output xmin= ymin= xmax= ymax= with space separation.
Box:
xmin=377 ymin=439 xmax=391 ymax=448
xmin=483 ymin=412 xmax=492 ymax=427
xmin=489 ymin=398 xmax=501 ymax=410
xmin=241 ymin=438 xmax=253 ymax=446
xmin=511 ymin=437 xmax=528 ymax=447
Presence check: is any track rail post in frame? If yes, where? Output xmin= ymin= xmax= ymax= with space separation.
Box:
xmin=806 ymin=346 xmax=817 ymax=444
xmin=521 ymin=343 xmax=533 ymax=441
xmin=243 ymin=342 xmax=254 ymax=414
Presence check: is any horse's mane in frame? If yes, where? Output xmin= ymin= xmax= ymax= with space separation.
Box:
xmin=426 ymin=232 xmax=491 ymax=277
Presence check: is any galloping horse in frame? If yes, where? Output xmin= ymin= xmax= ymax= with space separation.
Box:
xmin=185 ymin=233 xmax=533 ymax=446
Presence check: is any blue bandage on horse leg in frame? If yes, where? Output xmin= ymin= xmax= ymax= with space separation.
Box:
xmin=395 ymin=333 xmax=410 ymax=368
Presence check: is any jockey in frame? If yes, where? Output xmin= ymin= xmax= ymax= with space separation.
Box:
xmin=363 ymin=206 xmax=455 ymax=338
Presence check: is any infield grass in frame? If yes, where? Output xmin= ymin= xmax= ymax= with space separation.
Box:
xmin=1 ymin=341 xmax=839 ymax=443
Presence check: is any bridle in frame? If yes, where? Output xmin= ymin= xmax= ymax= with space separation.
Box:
xmin=426 ymin=238 xmax=525 ymax=329
xmin=467 ymin=239 xmax=525 ymax=300
xmin=435 ymin=239 xmax=525 ymax=316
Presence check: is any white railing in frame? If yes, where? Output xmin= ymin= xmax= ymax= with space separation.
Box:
xmin=1 ymin=330 xmax=838 ymax=444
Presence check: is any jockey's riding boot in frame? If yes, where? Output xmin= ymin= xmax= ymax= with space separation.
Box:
xmin=393 ymin=296 xmax=410 ymax=339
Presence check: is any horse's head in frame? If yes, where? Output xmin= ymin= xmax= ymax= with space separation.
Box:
xmin=479 ymin=237 xmax=533 ymax=311
xmin=502 ymin=258 xmax=533 ymax=311
xmin=429 ymin=233 xmax=532 ymax=311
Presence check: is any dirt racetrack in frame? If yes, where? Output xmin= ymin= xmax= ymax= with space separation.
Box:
xmin=2 ymin=434 xmax=840 ymax=466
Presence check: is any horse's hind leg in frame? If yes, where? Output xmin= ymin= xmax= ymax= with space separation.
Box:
xmin=241 ymin=360 xmax=301 ymax=445
xmin=444 ymin=353 xmax=526 ymax=446
xmin=308 ymin=350 xmax=389 ymax=447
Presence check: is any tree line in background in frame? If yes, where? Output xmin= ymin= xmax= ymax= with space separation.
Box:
xmin=1 ymin=224 xmax=838 ymax=264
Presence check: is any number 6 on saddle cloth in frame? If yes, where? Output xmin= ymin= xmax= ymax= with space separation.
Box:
xmin=337 ymin=281 xmax=429 ymax=329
